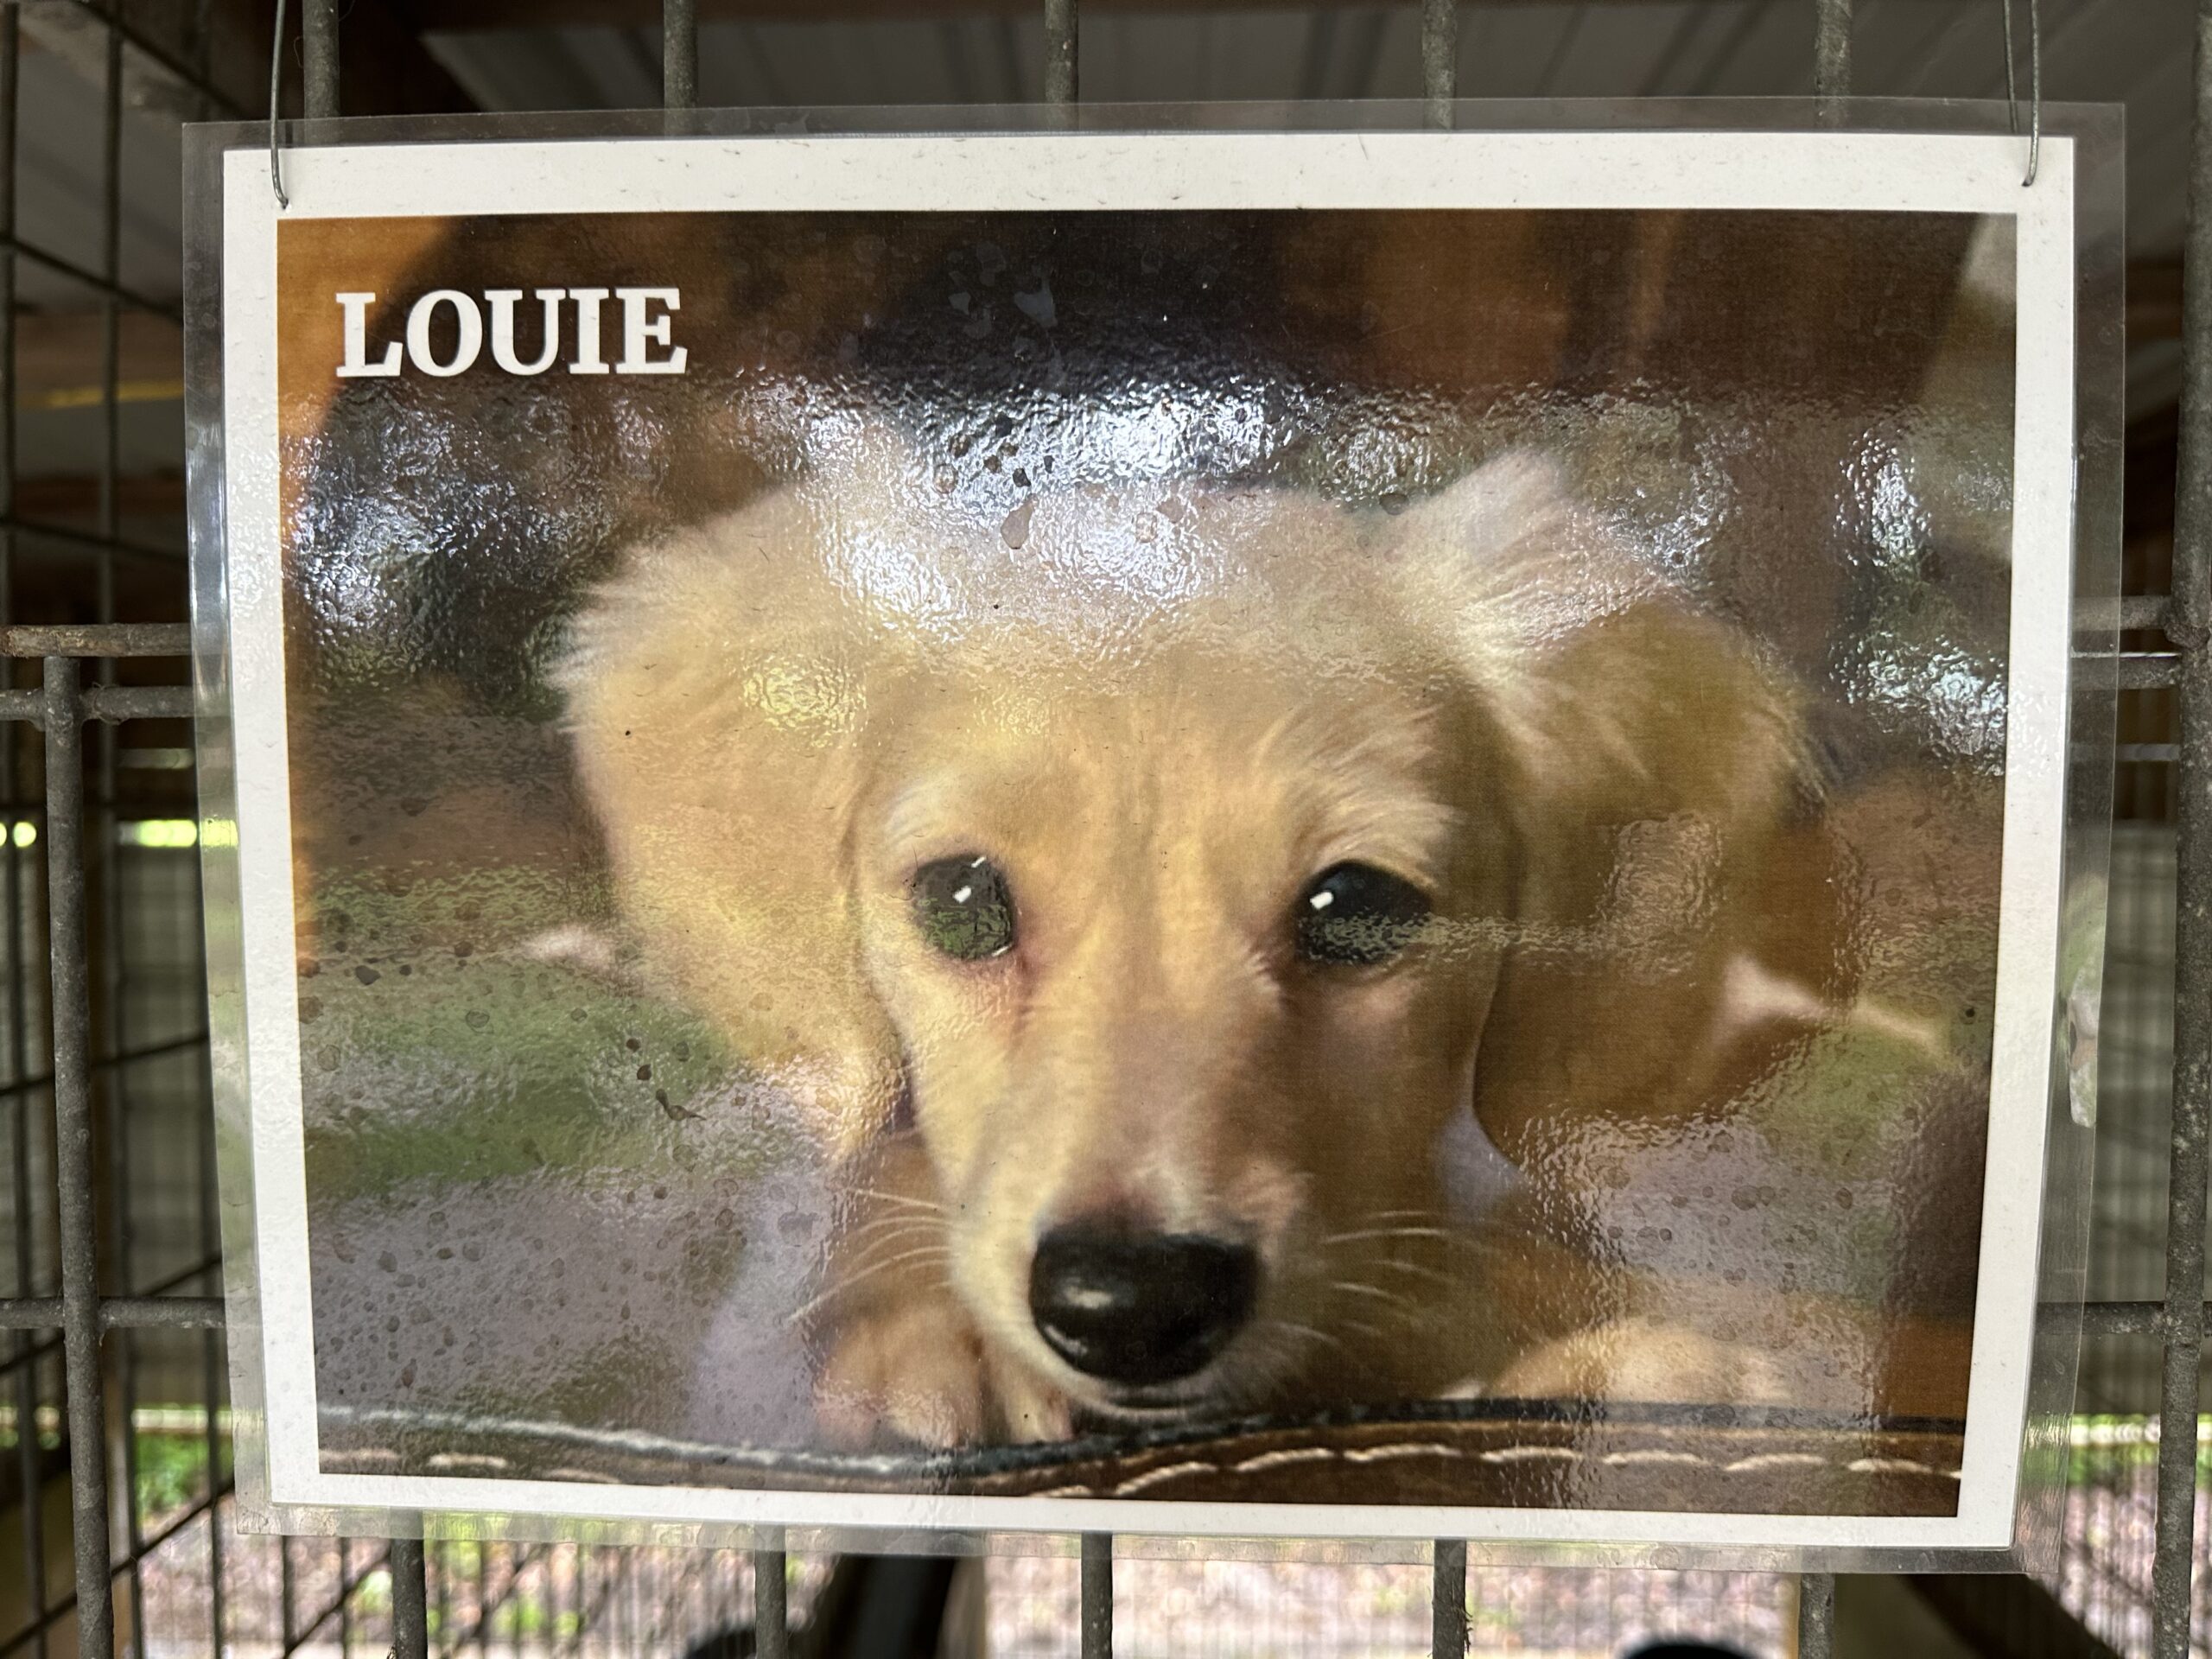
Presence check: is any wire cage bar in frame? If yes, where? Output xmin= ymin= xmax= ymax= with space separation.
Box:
xmin=0 ymin=0 xmax=2190 ymax=1656
xmin=2149 ymin=5 xmax=2212 ymax=1657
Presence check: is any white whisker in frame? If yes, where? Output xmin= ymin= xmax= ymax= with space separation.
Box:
xmin=1271 ymin=1319 xmax=1350 ymax=1359
xmin=844 ymin=1187 xmax=946 ymax=1213
xmin=836 ymin=1212 xmax=945 ymax=1248
xmin=1363 ymin=1258 xmax=1456 ymax=1287
xmin=830 ymin=1232 xmax=952 ymax=1283
xmin=1330 ymin=1279 xmax=1414 ymax=1307
xmin=1319 ymin=1225 xmax=1457 ymax=1246
xmin=786 ymin=1244 xmax=952 ymax=1326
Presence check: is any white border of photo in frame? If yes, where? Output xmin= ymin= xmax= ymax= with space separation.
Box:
xmin=190 ymin=112 xmax=2109 ymax=1565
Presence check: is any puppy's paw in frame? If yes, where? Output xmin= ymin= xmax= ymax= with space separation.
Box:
xmin=815 ymin=1296 xmax=994 ymax=1449
xmin=814 ymin=1295 xmax=1075 ymax=1448
xmin=1492 ymin=1317 xmax=1804 ymax=1409
xmin=988 ymin=1352 xmax=1077 ymax=1444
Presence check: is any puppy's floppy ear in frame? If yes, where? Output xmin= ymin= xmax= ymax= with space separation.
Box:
xmin=1388 ymin=453 xmax=1834 ymax=1170
xmin=556 ymin=423 xmax=933 ymax=1160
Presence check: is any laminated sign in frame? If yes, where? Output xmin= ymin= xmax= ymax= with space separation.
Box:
xmin=189 ymin=112 xmax=2119 ymax=1560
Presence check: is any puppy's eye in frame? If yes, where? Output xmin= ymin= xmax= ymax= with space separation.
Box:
xmin=912 ymin=855 xmax=1017 ymax=961
xmin=1295 ymin=862 xmax=1430 ymax=966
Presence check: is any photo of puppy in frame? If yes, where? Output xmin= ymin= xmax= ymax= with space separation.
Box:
xmin=558 ymin=427 xmax=1840 ymax=1446
xmin=262 ymin=191 xmax=2024 ymax=1519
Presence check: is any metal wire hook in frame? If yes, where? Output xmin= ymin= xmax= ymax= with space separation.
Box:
xmin=269 ymin=0 xmax=289 ymax=207
xmin=2008 ymin=0 xmax=2035 ymax=188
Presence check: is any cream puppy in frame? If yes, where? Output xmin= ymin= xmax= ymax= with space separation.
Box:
xmin=559 ymin=423 xmax=1830 ymax=1446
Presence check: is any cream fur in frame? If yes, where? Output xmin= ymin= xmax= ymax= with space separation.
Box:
xmin=557 ymin=423 xmax=1832 ymax=1445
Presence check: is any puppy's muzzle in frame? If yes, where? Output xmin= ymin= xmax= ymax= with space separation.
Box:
xmin=1028 ymin=1224 xmax=1258 ymax=1388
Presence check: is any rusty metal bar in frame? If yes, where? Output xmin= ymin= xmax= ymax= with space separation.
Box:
xmin=1041 ymin=3 xmax=1103 ymax=1649
xmin=1797 ymin=1570 xmax=1835 ymax=1659
xmin=389 ymin=1540 xmax=428 ymax=1659
xmin=91 ymin=17 xmax=135 ymax=1647
xmin=1814 ymin=0 xmax=1852 ymax=98
xmin=1432 ymin=1540 xmax=1466 ymax=1659
xmin=102 ymin=1294 xmax=220 ymax=1331
xmin=1798 ymin=9 xmax=1850 ymax=1645
xmin=2152 ymin=4 xmax=2212 ymax=1653
xmin=2100 ymin=594 xmax=2176 ymax=632
xmin=0 ymin=1295 xmax=225 ymax=1331
xmin=1045 ymin=0 xmax=1077 ymax=104
xmin=96 ymin=16 xmax=117 ymax=690
xmin=2121 ymin=652 xmax=2184 ymax=688
xmin=302 ymin=0 xmax=338 ymax=118
xmin=664 ymin=0 xmax=697 ymax=110
xmin=753 ymin=1547 xmax=788 ymax=1659
xmin=1421 ymin=0 xmax=1457 ymax=127
xmin=1 ymin=625 xmax=190 ymax=659
xmin=0 ymin=1257 xmax=223 ymax=1375
xmin=294 ymin=4 xmax=396 ymax=1653
xmin=2082 ymin=1300 xmax=2196 ymax=1338
xmin=189 ymin=888 xmax=223 ymax=1659
xmin=0 ymin=11 xmax=44 ymax=1657
xmin=278 ymin=1541 xmax=297 ymax=1653
xmin=0 ymin=687 xmax=190 ymax=727
xmin=1080 ymin=1533 xmax=1112 ymax=1657
xmin=45 ymin=655 xmax=113 ymax=1659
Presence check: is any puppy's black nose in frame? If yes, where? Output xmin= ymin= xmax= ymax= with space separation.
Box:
xmin=1028 ymin=1225 xmax=1258 ymax=1387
